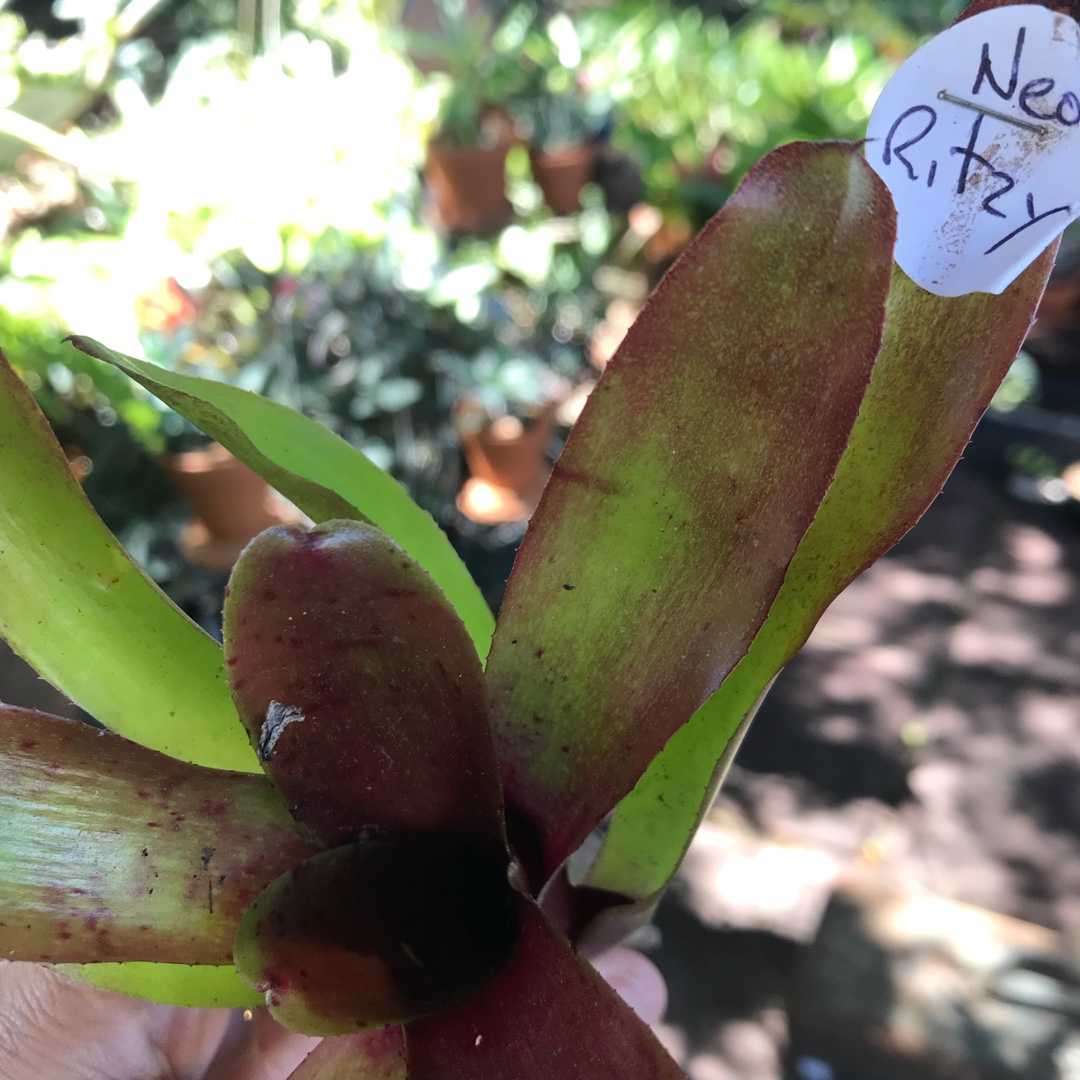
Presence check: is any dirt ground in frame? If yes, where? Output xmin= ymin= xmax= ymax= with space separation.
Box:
xmin=651 ymin=453 xmax=1080 ymax=1079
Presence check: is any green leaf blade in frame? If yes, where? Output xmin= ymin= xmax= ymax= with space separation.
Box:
xmin=67 ymin=337 xmax=495 ymax=660
xmin=55 ymin=963 xmax=261 ymax=1009
xmin=585 ymin=0 xmax=1080 ymax=911
xmin=0 ymin=349 xmax=256 ymax=772
xmin=485 ymin=142 xmax=898 ymax=880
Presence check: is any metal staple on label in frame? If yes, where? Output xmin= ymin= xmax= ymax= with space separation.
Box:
xmin=936 ymin=89 xmax=1049 ymax=136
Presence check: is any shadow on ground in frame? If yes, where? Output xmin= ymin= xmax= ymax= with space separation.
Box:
xmin=654 ymin=456 xmax=1080 ymax=1078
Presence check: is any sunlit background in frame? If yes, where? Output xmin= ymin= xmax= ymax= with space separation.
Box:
xmin=0 ymin=0 xmax=917 ymax=530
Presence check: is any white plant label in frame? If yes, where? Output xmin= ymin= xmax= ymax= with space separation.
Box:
xmin=866 ymin=5 xmax=1080 ymax=297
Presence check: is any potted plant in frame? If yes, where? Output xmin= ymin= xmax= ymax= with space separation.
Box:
xmin=440 ymin=347 xmax=567 ymax=524
xmin=161 ymin=430 xmax=296 ymax=571
xmin=510 ymin=10 xmax=611 ymax=216
xmin=137 ymin=279 xmax=298 ymax=570
xmin=0 ymin=18 xmax=1068 ymax=1067
xmin=404 ymin=0 xmax=525 ymax=233
xmin=527 ymin=92 xmax=605 ymax=216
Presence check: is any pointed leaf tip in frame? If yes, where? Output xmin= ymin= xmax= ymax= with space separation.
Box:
xmin=66 ymin=336 xmax=494 ymax=660
xmin=0 ymin=348 xmax=254 ymax=772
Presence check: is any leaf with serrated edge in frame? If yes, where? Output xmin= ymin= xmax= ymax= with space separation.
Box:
xmin=584 ymin=0 xmax=1067 ymax=908
xmin=0 ymin=706 xmax=312 ymax=966
xmin=0 ymin=349 xmax=255 ymax=772
xmin=67 ymin=336 xmax=494 ymax=660
xmin=485 ymin=142 xmax=896 ymax=882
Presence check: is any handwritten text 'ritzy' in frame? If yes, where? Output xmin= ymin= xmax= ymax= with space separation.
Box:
xmin=867 ymin=5 xmax=1080 ymax=296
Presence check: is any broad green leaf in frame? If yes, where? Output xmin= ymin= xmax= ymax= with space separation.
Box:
xmin=0 ymin=705 xmax=311 ymax=966
xmin=0 ymin=348 xmax=255 ymax=772
xmin=583 ymin=0 xmax=1068 ymax=907
xmin=56 ymin=963 xmax=261 ymax=1008
xmin=234 ymin=837 xmax=518 ymax=1034
xmin=223 ymin=522 xmax=504 ymax=849
xmin=405 ymin=896 xmax=683 ymax=1080
xmin=67 ymin=337 xmax=495 ymax=659
xmin=484 ymin=142 xmax=897 ymax=881
xmin=586 ymin=259 xmax=1058 ymax=901
xmin=289 ymin=1028 xmax=406 ymax=1080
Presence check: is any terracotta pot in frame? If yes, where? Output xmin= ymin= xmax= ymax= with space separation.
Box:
xmin=163 ymin=443 xmax=293 ymax=570
xmin=425 ymin=140 xmax=513 ymax=234
xmin=529 ymin=144 xmax=598 ymax=216
xmin=456 ymin=406 xmax=556 ymax=525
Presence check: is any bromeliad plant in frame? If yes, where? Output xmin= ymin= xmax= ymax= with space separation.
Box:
xmin=0 ymin=9 xmax=1068 ymax=1076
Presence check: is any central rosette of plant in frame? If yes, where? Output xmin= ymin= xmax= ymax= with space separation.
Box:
xmin=4 ymin=103 xmax=1069 ymax=1074
xmin=224 ymin=522 xmax=520 ymax=1033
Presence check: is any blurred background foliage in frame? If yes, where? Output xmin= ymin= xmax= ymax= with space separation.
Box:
xmin=0 ymin=0 xmax=950 ymax=614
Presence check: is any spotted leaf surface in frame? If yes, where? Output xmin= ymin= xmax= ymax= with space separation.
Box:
xmin=485 ymin=142 xmax=897 ymax=880
xmin=0 ymin=705 xmax=311 ymax=966
xmin=223 ymin=522 xmax=504 ymax=850
xmin=585 ymin=0 xmax=1069 ymax=914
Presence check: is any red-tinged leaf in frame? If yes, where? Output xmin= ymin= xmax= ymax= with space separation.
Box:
xmin=485 ymin=141 xmax=897 ymax=880
xmin=233 ymin=836 xmax=519 ymax=1035
xmin=223 ymin=522 xmax=503 ymax=849
xmin=580 ymin=256 xmax=1061 ymax=921
xmin=405 ymin=895 xmax=684 ymax=1080
xmin=0 ymin=705 xmax=312 ymax=965
xmin=579 ymin=0 xmax=1072 ymax=916
xmin=289 ymin=1029 xmax=406 ymax=1080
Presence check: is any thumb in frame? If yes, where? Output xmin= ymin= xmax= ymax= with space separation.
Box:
xmin=590 ymin=947 xmax=668 ymax=1025
xmin=0 ymin=959 xmax=229 ymax=1080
